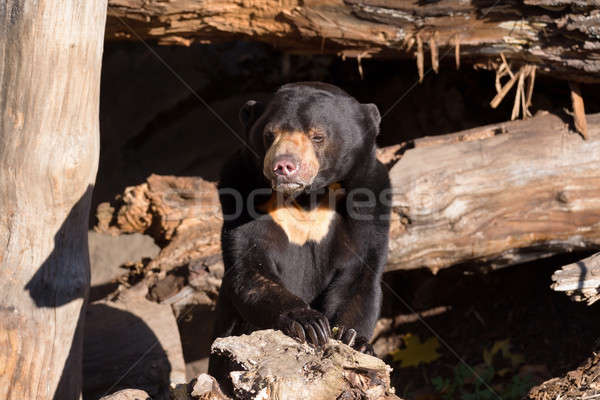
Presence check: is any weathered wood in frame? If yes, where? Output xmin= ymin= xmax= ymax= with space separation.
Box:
xmin=210 ymin=329 xmax=401 ymax=400
xmin=97 ymin=112 xmax=600 ymax=274
xmin=106 ymin=0 xmax=600 ymax=82
xmin=551 ymin=252 xmax=600 ymax=305
xmin=0 ymin=2 xmax=107 ymax=399
xmin=389 ymin=112 xmax=600 ymax=271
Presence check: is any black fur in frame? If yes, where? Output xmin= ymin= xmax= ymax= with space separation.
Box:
xmin=209 ymin=82 xmax=390 ymax=372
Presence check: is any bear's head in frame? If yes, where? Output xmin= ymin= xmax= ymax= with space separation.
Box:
xmin=240 ymin=82 xmax=381 ymax=196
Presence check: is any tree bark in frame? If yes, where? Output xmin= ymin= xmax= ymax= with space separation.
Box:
xmin=105 ymin=0 xmax=600 ymax=82
xmin=97 ymin=112 xmax=600 ymax=274
xmin=0 ymin=1 xmax=107 ymax=399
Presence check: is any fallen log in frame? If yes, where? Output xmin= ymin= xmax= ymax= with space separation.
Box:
xmin=96 ymin=111 xmax=600 ymax=274
xmin=106 ymin=0 xmax=600 ymax=83
xmin=210 ymin=329 xmax=401 ymax=400
xmin=551 ymin=252 xmax=600 ymax=305
xmin=388 ymin=111 xmax=600 ymax=271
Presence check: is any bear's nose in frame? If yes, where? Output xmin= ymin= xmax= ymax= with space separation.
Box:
xmin=273 ymin=158 xmax=298 ymax=177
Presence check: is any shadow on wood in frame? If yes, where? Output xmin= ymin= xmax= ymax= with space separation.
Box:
xmin=5 ymin=188 xmax=94 ymax=400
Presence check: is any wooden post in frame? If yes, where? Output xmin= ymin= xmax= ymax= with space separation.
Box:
xmin=0 ymin=1 xmax=107 ymax=399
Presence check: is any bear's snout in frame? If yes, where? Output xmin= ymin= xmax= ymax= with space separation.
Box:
xmin=272 ymin=155 xmax=299 ymax=178
xmin=263 ymin=131 xmax=320 ymax=195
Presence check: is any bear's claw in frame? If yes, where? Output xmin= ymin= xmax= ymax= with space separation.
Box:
xmin=278 ymin=307 xmax=331 ymax=347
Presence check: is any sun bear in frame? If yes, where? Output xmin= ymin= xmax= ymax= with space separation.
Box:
xmin=209 ymin=82 xmax=390 ymax=369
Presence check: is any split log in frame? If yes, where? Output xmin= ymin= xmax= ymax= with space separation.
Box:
xmin=210 ymin=329 xmax=401 ymax=400
xmin=0 ymin=2 xmax=107 ymax=399
xmin=96 ymin=111 xmax=600 ymax=275
xmin=105 ymin=0 xmax=600 ymax=82
xmin=551 ymin=252 xmax=600 ymax=305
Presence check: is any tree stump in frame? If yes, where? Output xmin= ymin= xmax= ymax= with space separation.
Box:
xmin=210 ymin=329 xmax=402 ymax=400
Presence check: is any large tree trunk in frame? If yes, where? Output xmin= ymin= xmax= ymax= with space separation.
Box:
xmin=105 ymin=0 xmax=600 ymax=82
xmin=96 ymin=112 xmax=600 ymax=276
xmin=0 ymin=2 xmax=107 ymax=399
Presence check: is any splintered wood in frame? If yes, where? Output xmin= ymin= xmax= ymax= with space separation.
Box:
xmin=552 ymin=252 xmax=600 ymax=305
xmin=454 ymin=37 xmax=461 ymax=70
xmin=106 ymin=0 xmax=600 ymax=83
xmin=210 ymin=330 xmax=402 ymax=400
xmin=416 ymin=34 xmax=424 ymax=83
xmin=430 ymin=32 xmax=439 ymax=74
xmin=570 ymin=82 xmax=589 ymax=139
xmin=490 ymin=56 xmax=536 ymax=120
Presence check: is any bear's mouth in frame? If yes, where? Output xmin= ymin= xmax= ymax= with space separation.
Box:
xmin=272 ymin=181 xmax=304 ymax=195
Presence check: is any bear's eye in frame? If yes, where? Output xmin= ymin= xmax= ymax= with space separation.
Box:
xmin=311 ymin=134 xmax=324 ymax=144
xmin=264 ymin=131 xmax=275 ymax=145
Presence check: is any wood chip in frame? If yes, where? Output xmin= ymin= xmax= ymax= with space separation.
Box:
xmin=570 ymin=81 xmax=589 ymax=139
xmin=416 ymin=33 xmax=424 ymax=82
xmin=491 ymin=68 xmax=521 ymax=109
xmin=430 ymin=33 xmax=439 ymax=74
xmin=526 ymin=65 xmax=536 ymax=110
xmin=455 ymin=36 xmax=460 ymax=70
xmin=512 ymin=68 xmax=525 ymax=120
xmin=500 ymin=53 xmax=514 ymax=79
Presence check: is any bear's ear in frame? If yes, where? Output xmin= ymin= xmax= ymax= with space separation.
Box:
xmin=362 ymin=103 xmax=381 ymax=136
xmin=239 ymin=100 xmax=265 ymax=131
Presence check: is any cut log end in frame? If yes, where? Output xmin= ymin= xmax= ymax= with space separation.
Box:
xmin=551 ymin=252 xmax=600 ymax=305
